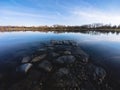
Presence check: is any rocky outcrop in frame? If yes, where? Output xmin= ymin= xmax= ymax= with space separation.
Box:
xmin=31 ymin=54 xmax=46 ymax=63
xmin=55 ymin=55 xmax=76 ymax=64
xmin=1 ymin=40 xmax=113 ymax=90
xmin=16 ymin=63 xmax=32 ymax=74
xmin=21 ymin=56 xmax=31 ymax=63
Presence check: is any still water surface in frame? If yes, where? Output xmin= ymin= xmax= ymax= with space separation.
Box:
xmin=0 ymin=31 xmax=120 ymax=81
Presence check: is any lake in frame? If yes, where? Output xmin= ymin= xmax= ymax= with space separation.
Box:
xmin=0 ymin=31 xmax=120 ymax=82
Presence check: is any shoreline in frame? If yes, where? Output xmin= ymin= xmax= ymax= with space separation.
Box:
xmin=0 ymin=29 xmax=120 ymax=35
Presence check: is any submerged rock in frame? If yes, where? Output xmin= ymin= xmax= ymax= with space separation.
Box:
xmin=16 ymin=63 xmax=32 ymax=74
xmin=77 ymin=56 xmax=89 ymax=64
xmin=51 ymin=40 xmax=63 ymax=45
xmin=55 ymin=55 xmax=76 ymax=64
xmin=63 ymin=40 xmax=70 ymax=45
xmin=31 ymin=54 xmax=46 ymax=63
xmin=37 ymin=48 xmax=46 ymax=52
xmin=64 ymin=51 xmax=71 ymax=55
xmin=49 ymin=52 xmax=59 ymax=58
xmin=21 ymin=56 xmax=31 ymax=63
xmin=38 ymin=60 xmax=52 ymax=72
xmin=4 ymin=40 xmax=112 ymax=90
xmin=56 ymin=68 xmax=69 ymax=77
xmin=93 ymin=66 xmax=106 ymax=83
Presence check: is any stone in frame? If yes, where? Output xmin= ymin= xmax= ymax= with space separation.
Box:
xmin=69 ymin=41 xmax=78 ymax=46
xmin=37 ymin=48 xmax=46 ymax=53
xmin=47 ymin=46 xmax=54 ymax=50
xmin=21 ymin=56 xmax=31 ymax=63
xmin=64 ymin=51 xmax=71 ymax=55
xmin=57 ymin=68 xmax=69 ymax=76
xmin=51 ymin=40 xmax=63 ymax=45
xmin=16 ymin=63 xmax=32 ymax=73
xmin=50 ymin=52 xmax=59 ymax=58
xmin=55 ymin=55 xmax=76 ymax=64
xmin=93 ymin=66 xmax=106 ymax=83
xmin=1 ymin=40 xmax=113 ymax=90
xmin=58 ymin=41 xmax=63 ymax=45
xmin=51 ymin=40 xmax=57 ymax=44
xmin=38 ymin=60 xmax=52 ymax=72
xmin=77 ymin=56 xmax=89 ymax=64
xmin=63 ymin=40 xmax=70 ymax=45
xmin=55 ymin=45 xmax=68 ymax=51
xmin=31 ymin=54 xmax=46 ymax=63
xmin=72 ymin=47 xmax=87 ymax=56
xmin=81 ymin=81 xmax=96 ymax=90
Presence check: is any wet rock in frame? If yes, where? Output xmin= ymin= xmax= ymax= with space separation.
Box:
xmin=63 ymin=40 xmax=70 ymax=45
xmin=49 ymin=52 xmax=59 ymax=58
xmin=51 ymin=40 xmax=57 ymax=45
xmin=69 ymin=41 xmax=78 ymax=46
xmin=51 ymin=40 xmax=63 ymax=45
xmin=72 ymin=47 xmax=88 ymax=56
xmin=3 ymin=40 xmax=112 ymax=90
xmin=93 ymin=66 xmax=106 ymax=83
xmin=64 ymin=51 xmax=71 ymax=55
xmin=16 ymin=63 xmax=32 ymax=74
xmin=37 ymin=48 xmax=46 ymax=53
xmin=38 ymin=60 xmax=52 ymax=72
xmin=77 ymin=56 xmax=89 ymax=64
xmin=21 ymin=56 xmax=31 ymax=63
xmin=31 ymin=54 xmax=46 ymax=63
xmin=56 ymin=68 xmax=69 ymax=76
xmin=55 ymin=45 xmax=69 ymax=51
xmin=55 ymin=55 xmax=76 ymax=64
xmin=47 ymin=46 xmax=54 ymax=51
xmin=81 ymin=81 xmax=96 ymax=90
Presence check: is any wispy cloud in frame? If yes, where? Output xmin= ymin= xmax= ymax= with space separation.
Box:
xmin=0 ymin=0 xmax=120 ymax=26
xmin=70 ymin=6 xmax=120 ymax=25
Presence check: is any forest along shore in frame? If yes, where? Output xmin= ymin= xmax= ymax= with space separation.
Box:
xmin=0 ymin=40 xmax=117 ymax=90
xmin=1 ymin=24 xmax=120 ymax=32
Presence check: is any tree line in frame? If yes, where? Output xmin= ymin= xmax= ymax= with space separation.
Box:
xmin=0 ymin=23 xmax=120 ymax=32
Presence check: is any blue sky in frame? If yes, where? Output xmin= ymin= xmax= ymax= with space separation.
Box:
xmin=0 ymin=0 xmax=120 ymax=26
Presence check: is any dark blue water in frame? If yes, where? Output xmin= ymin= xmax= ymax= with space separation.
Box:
xmin=0 ymin=31 xmax=120 ymax=82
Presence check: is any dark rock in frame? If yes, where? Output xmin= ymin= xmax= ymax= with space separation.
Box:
xmin=28 ymin=69 xmax=42 ymax=81
xmin=31 ymin=54 xmax=46 ymax=63
xmin=55 ymin=45 xmax=70 ymax=51
xmin=37 ymin=48 xmax=46 ymax=53
xmin=49 ymin=52 xmax=59 ymax=58
xmin=56 ymin=68 xmax=69 ymax=77
xmin=77 ymin=56 xmax=89 ymax=64
xmin=2 ymin=40 xmax=112 ymax=90
xmin=47 ymin=46 xmax=54 ymax=51
xmin=21 ymin=56 xmax=31 ymax=63
xmin=51 ymin=40 xmax=63 ymax=45
xmin=93 ymin=66 xmax=106 ymax=83
xmin=38 ymin=60 xmax=52 ymax=72
xmin=51 ymin=40 xmax=57 ymax=45
xmin=63 ymin=40 xmax=70 ymax=45
xmin=81 ymin=81 xmax=96 ymax=90
xmin=64 ymin=51 xmax=71 ymax=55
xmin=72 ymin=47 xmax=88 ymax=56
xmin=55 ymin=55 xmax=76 ymax=64
xmin=16 ymin=63 xmax=32 ymax=74
xmin=69 ymin=40 xmax=78 ymax=46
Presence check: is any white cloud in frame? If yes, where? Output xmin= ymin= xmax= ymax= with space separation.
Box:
xmin=71 ymin=8 xmax=120 ymax=25
xmin=1 ymin=0 xmax=120 ymax=26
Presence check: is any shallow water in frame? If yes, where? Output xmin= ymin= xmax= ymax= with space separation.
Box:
xmin=0 ymin=31 xmax=120 ymax=81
